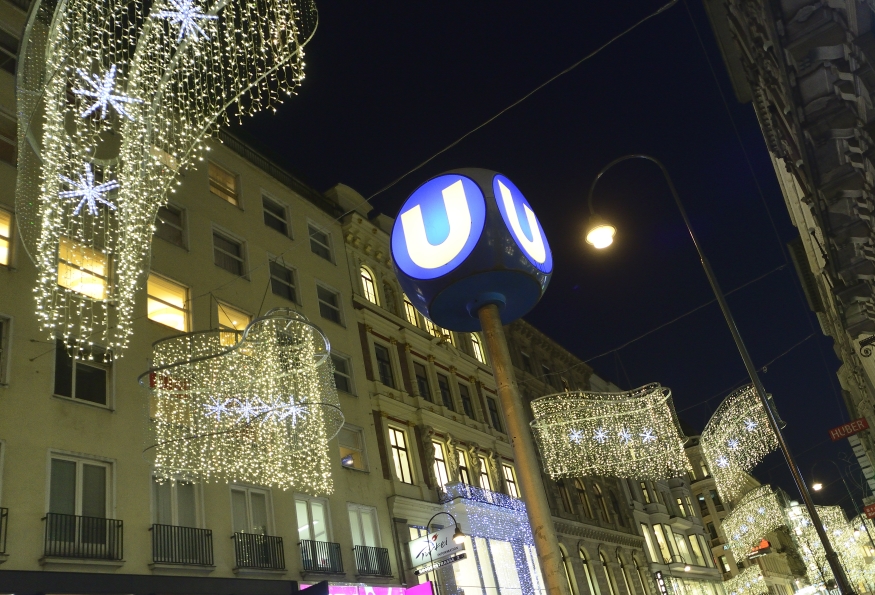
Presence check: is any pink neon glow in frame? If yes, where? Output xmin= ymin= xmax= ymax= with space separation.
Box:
xmin=301 ymin=583 xmax=432 ymax=595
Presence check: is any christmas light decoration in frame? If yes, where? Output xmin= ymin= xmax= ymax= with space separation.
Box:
xmin=144 ymin=308 xmax=344 ymax=491
xmin=721 ymin=486 xmax=785 ymax=561
xmin=530 ymin=383 xmax=692 ymax=480
xmin=16 ymin=0 xmax=317 ymax=354
xmin=700 ymin=385 xmax=778 ymax=503
xmin=724 ymin=566 xmax=769 ymax=595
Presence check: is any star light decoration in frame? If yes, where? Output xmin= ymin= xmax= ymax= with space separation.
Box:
xmin=724 ymin=565 xmax=769 ymax=595
xmin=16 ymin=0 xmax=317 ymax=355
xmin=144 ymin=309 xmax=344 ymax=491
xmin=721 ymin=486 xmax=786 ymax=561
xmin=530 ymin=383 xmax=692 ymax=480
xmin=700 ymin=385 xmax=779 ymax=503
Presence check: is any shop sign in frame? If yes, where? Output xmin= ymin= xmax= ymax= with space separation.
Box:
xmin=408 ymin=526 xmax=465 ymax=568
xmin=828 ymin=417 xmax=869 ymax=441
xmin=864 ymin=503 xmax=875 ymax=519
xmin=413 ymin=553 xmax=468 ymax=575
xmin=655 ymin=571 xmax=670 ymax=595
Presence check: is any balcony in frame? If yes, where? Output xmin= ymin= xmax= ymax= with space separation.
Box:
xmin=354 ymin=544 xmax=391 ymax=576
xmin=301 ymin=539 xmax=343 ymax=573
xmin=151 ymin=524 xmax=214 ymax=566
xmin=232 ymin=532 xmax=285 ymax=571
xmin=43 ymin=513 xmax=123 ymax=560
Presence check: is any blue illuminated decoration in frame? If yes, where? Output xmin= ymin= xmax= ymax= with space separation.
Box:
xmin=392 ymin=175 xmax=487 ymax=280
xmin=492 ymin=175 xmax=552 ymax=274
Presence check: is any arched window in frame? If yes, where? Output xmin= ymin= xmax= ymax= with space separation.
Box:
xmin=594 ymin=483 xmax=611 ymax=521
xmin=360 ymin=267 xmax=378 ymax=304
xmin=575 ymin=479 xmax=594 ymax=518
xmin=402 ymin=294 xmax=418 ymax=326
xmin=610 ymin=492 xmax=625 ymax=526
xmin=561 ymin=544 xmax=579 ymax=595
xmin=579 ymin=547 xmax=601 ymax=595
xmin=600 ymin=551 xmax=619 ymax=595
xmin=634 ymin=557 xmax=652 ymax=595
xmin=558 ymin=481 xmax=574 ymax=514
xmin=617 ymin=552 xmax=634 ymax=595
xmin=471 ymin=333 xmax=486 ymax=363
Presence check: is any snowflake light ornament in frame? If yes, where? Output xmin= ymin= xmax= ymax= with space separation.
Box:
xmin=204 ymin=396 xmax=231 ymax=420
xmin=640 ymin=428 xmax=657 ymax=443
xmin=728 ymin=438 xmax=739 ymax=450
xmin=569 ymin=429 xmax=583 ymax=444
xmin=618 ymin=428 xmax=633 ymax=445
xmin=593 ymin=427 xmax=608 ymax=444
xmin=716 ymin=455 xmax=729 ymax=468
xmin=155 ymin=0 xmax=219 ymax=43
xmin=73 ymin=65 xmax=143 ymax=120
xmin=59 ymin=163 xmax=119 ymax=216
xmin=278 ymin=402 xmax=309 ymax=427
xmin=722 ymin=486 xmax=786 ymax=561
xmin=744 ymin=419 xmax=757 ymax=432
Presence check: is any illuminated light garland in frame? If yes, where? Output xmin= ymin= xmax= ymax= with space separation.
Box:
xmin=724 ymin=565 xmax=769 ymax=595
xmin=530 ymin=384 xmax=692 ymax=480
xmin=143 ymin=308 xmax=344 ymax=491
xmin=700 ymin=385 xmax=778 ymax=503
xmin=16 ymin=0 xmax=317 ymax=355
xmin=721 ymin=486 xmax=785 ymax=561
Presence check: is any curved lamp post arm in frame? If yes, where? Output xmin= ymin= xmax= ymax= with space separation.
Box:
xmin=588 ymin=154 xmax=854 ymax=595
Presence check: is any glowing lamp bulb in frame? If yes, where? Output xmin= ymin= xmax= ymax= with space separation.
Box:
xmin=684 ymin=565 xmax=691 ymax=572
xmin=812 ymin=482 xmax=823 ymax=491
xmin=453 ymin=525 xmax=465 ymax=545
xmin=585 ymin=217 xmax=616 ymax=249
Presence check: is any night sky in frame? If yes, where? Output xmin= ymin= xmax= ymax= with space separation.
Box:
xmin=234 ymin=0 xmax=866 ymax=510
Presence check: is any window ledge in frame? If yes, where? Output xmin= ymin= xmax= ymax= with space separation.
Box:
xmin=341 ymin=465 xmax=370 ymax=474
xmin=52 ymin=394 xmax=113 ymax=411
xmin=40 ymin=556 xmax=125 ymax=570
xmin=234 ymin=566 xmax=287 ymax=576
xmin=149 ymin=562 xmax=215 ymax=575
xmin=300 ymin=569 xmax=347 ymax=578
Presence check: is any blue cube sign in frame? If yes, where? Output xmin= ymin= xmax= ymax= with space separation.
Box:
xmin=391 ymin=168 xmax=552 ymax=332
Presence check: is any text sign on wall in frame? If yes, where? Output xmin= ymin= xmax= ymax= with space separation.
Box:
xmin=654 ymin=571 xmax=669 ymax=595
xmin=828 ymin=417 xmax=870 ymax=441
xmin=408 ymin=526 xmax=465 ymax=568
xmin=864 ymin=503 xmax=875 ymax=519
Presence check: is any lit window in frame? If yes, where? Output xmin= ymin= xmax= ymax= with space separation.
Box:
xmin=579 ymin=548 xmax=601 ymax=595
xmin=502 ymin=464 xmax=518 ymax=498
xmin=262 ymin=196 xmax=288 ymax=235
xmin=147 ymin=274 xmax=188 ymax=331
xmin=388 ymin=427 xmax=413 ymax=484
xmin=360 ymin=267 xmax=378 ymax=304
xmin=478 ymin=456 xmax=491 ymax=491
xmin=433 ymin=442 xmax=449 ymax=487
xmin=208 ymin=162 xmax=238 ymax=205
xmin=640 ymin=481 xmax=651 ymax=504
xmin=317 ymin=284 xmax=342 ymax=324
xmin=54 ymin=340 xmax=111 ymax=406
xmin=0 ymin=208 xmax=11 ymax=265
xmin=402 ymin=295 xmax=418 ymax=326
xmin=269 ymin=260 xmax=297 ymax=303
xmin=601 ymin=551 xmax=619 ymax=595
xmin=154 ymin=204 xmax=185 ymax=248
xmin=676 ymin=497 xmax=687 ymax=517
xmin=213 ymin=231 xmax=245 ymax=276
xmin=308 ymin=224 xmax=332 ymax=261
xmin=423 ymin=317 xmax=453 ymax=344
xmin=457 ymin=450 xmax=470 ymax=484
xmin=331 ymin=353 xmax=353 ymax=394
xmin=217 ymin=302 xmax=250 ymax=346
xmin=471 ymin=333 xmax=486 ymax=363
xmin=57 ymin=237 xmax=109 ymax=300
xmin=339 ymin=426 xmax=367 ymax=471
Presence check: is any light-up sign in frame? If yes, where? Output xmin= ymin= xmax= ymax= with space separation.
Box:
xmin=407 ymin=526 xmax=465 ymax=568
xmin=492 ymin=174 xmax=552 ymax=274
xmin=301 ymin=584 xmax=415 ymax=595
xmin=392 ymin=175 xmax=486 ymax=280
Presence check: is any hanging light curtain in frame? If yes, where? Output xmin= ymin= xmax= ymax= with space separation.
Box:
xmin=721 ymin=485 xmax=785 ymax=561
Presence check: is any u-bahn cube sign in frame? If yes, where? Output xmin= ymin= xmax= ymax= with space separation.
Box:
xmin=828 ymin=417 xmax=869 ymax=441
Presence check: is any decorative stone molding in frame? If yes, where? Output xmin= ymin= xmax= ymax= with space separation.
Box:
xmin=554 ymin=521 xmax=644 ymax=549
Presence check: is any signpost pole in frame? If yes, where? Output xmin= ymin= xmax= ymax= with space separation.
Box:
xmin=478 ymin=303 xmax=572 ymax=595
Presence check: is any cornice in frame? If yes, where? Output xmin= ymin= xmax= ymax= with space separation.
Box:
xmin=554 ymin=520 xmax=644 ymax=549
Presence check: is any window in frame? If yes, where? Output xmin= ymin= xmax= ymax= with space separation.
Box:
xmin=486 ymin=397 xmax=503 ymax=432
xmin=308 ymin=224 xmax=332 ymax=261
xmin=332 ymin=353 xmax=353 ymax=394
xmin=317 ymin=284 xmax=342 ymax=324
xmin=478 ymin=456 xmax=491 ymax=491
xmin=348 ymin=504 xmax=379 ymax=547
xmin=594 ymin=483 xmax=611 ymax=521
xmin=208 ymin=162 xmax=238 ymax=205
xmin=403 ymin=295 xmax=418 ymax=326
xmin=0 ymin=27 xmax=17 ymax=76
xmin=673 ymin=532 xmax=693 ymax=564
xmin=0 ymin=108 xmax=15 ymax=166
xmin=502 ymin=464 xmax=518 ymax=498
xmin=213 ymin=231 xmax=245 ymax=276
xmin=471 ymin=333 xmax=486 ymax=363
xmin=676 ymin=497 xmax=687 ymax=517
xmin=338 ymin=426 xmax=366 ymax=471
xmin=456 ymin=450 xmax=470 ymax=484
xmin=558 ymin=481 xmax=573 ymax=514
xmin=697 ymin=535 xmax=713 ymax=566
xmin=153 ymin=477 xmax=198 ymax=527
xmin=710 ymin=489 xmax=724 ymax=512
xmin=699 ymin=461 xmax=709 ymax=478
xmin=147 ymin=274 xmax=189 ymax=331
xmin=459 ymin=383 xmax=475 ymax=418
xmin=269 ymin=260 xmax=298 ymax=303
xmin=54 ymin=341 xmax=110 ymax=406
xmin=360 ymin=267 xmax=378 ymax=305
xmin=618 ymin=554 xmax=635 ymax=595
xmin=697 ymin=493 xmax=709 ymax=516
xmin=0 ymin=316 xmax=8 ymax=385
xmin=295 ymin=496 xmax=328 ymax=542
xmin=262 ymin=196 xmax=288 ymax=235
xmin=414 ymin=362 xmax=431 ymax=401
xmin=388 ymin=427 xmax=413 ymax=484
xmin=154 ymin=204 xmax=185 ymax=248
xmin=541 ymin=364 xmax=552 ymax=386
xmin=575 ymin=479 xmax=593 ymax=517
xmin=688 ymin=534 xmax=706 ymax=566
xmin=579 ymin=548 xmax=601 ymax=595
xmin=437 ymin=373 xmax=453 ymax=410
xmin=600 ymin=551 xmax=619 ymax=595
xmin=640 ymin=481 xmax=651 ymax=504
xmin=610 ymin=492 xmax=625 ymax=527
xmin=232 ymin=486 xmax=271 ymax=535
xmin=58 ymin=237 xmax=109 ymax=300
xmin=0 ymin=208 xmax=11 ymax=265
xmin=640 ymin=523 xmax=659 ymax=564
xmin=651 ymin=524 xmax=672 ymax=564
xmin=706 ymin=522 xmax=718 ymax=540
xmin=217 ymin=302 xmax=251 ymax=346
xmin=374 ymin=344 xmax=394 ymax=388
xmin=635 ymin=558 xmax=652 ymax=595
xmin=520 ymin=352 xmax=533 ymax=373
xmin=432 ymin=442 xmax=449 ymax=487
xmin=49 ymin=455 xmax=110 ymax=518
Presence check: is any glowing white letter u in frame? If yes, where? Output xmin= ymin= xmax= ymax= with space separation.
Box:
xmin=400 ymin=180 xmax=472 ymax=269
xmin=497 ymin=180 xmax=546 ymax=264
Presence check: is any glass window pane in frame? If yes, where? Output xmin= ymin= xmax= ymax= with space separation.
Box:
xmin=74 ymin=361 xmax=107 ymax=405
xmin=348 ymin=508 xmax=362 ymax=546
xmin=54 ymin=342 xmax=73 ymax=397
xmin=209 ymin=162 xmax=238 ymax=205
xmin=296 ymin=499 xmax=311 ymax=542
xmin=57 ymin=237 xmax=108 ymax=299
xmin=50 ymin=459 xmax=77 ymax=515
xmin=147 ymin=274 xmax=188 ymax=331
xmin=310 ymin=500 xmax=327 ymax=542
xmin=176 ymin=482 xmax=197 ymax=527
xmin=153 ymin=478 xmax=173 ymax=525
xmin=0 ymin=209 xmax=10 ymax=265
xmin=231 ymin=489 xmax=249 ymax=533
xmin=81 ymin=463 xmax=106 ymax=518
xmin=249 ymin=492 xmax=268 ymax=535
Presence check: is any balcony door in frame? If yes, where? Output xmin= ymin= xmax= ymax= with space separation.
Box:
xmin=48 ymin=456 xmax=111 ymax=554
xmin=231 ymin=486 xmax=270 ymax=535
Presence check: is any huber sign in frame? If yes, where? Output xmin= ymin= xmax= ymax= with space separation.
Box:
xmin=407 ymin=526 xmax=465 ymax=569
xmin=828 ymin=417 xmax=870 ymax=441
xmin=864 ymin=503 xmax=875 ymax=519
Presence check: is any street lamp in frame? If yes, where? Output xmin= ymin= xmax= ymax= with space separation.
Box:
xmin=813 ymin=483 xmax=824 ymax=492
xmin=423 ymin=511 xmax=466 ymax=595
xmin=585 ymin=154 xmax=854 ymax=595
xmin=810 ymin=458 xmax=875 ymax=554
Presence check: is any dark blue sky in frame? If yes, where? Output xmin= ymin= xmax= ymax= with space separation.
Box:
xmin=235 ymin=0 xmax=866 ymax=510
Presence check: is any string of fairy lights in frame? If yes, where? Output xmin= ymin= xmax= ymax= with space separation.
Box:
xmin=720 ymin=486 xmax=785 ymax=561
xmin=143 ymin=308 xmax=344 ymax=491
xmin=723 ymin=566 xmax=769 ymax=595
xmin=16 ymin=0 xmax=316 ymax=356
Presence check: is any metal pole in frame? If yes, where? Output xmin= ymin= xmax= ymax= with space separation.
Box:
xmin=587 ymin=154 xmax=855 ymax=595
xmin=477 ymin=303 xmax=572 ymax=595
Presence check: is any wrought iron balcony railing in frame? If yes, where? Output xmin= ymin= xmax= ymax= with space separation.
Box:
xmin=151 ymin=524 xmax=213 ymax=566
xmin=354 ymin=544 xmax=391 ymax=576
xmin=232 ymin=532 xmax=285 ymax=570
xmin=300 ymin=538 xmax=343 ymax=573
xmin=438 ymin=482 xmax=525 ymax=512
xmin=0 ymin=508 xmax=7 ymax=554
xmin=43 ymin=512 xmax=123 ymax=560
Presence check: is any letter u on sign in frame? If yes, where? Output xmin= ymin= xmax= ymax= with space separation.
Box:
xmin=400 ymin=181 xmax=472 ymax=269
xmin=492 ymin=175 xmax=552 ymax=274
